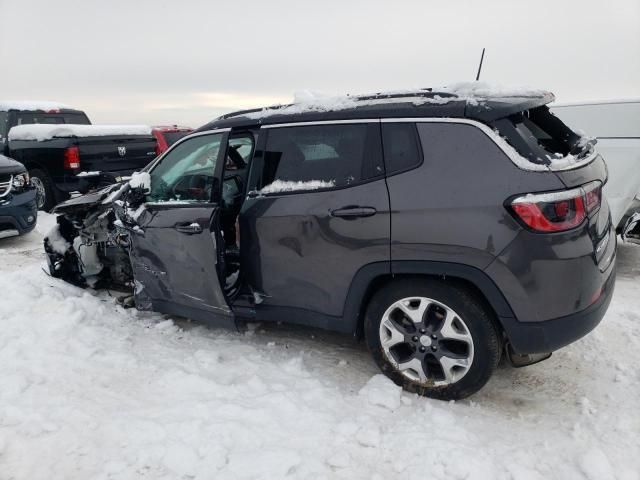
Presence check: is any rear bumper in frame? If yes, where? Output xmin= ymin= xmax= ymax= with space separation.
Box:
xmin=0 ymin=188 xmax=38 ymax=236
xmin=500 ymin=262 xmax=615 ymax=354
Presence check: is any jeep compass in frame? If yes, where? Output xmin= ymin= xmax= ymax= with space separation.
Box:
xmin=44 ymin=85 xmax=616 ymax=400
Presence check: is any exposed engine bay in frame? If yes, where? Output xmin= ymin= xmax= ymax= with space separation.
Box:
xmin=45 ymin=177 xmax=242 ymax=318
xmin=45 ymin=184 xmax=139 ymax=292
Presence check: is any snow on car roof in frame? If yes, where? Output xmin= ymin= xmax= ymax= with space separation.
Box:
xmin=152 ymin=125 xmax=193 ymax=131
xmin=8 ymin=124 xmax=153 ymax=142
xmin=220 ymin=82 xmax=553 ymax=121
xmin=0 ymin=100 xmax=75 ymax=112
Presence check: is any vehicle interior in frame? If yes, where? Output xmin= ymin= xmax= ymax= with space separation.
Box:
xmin=220 ymin=132 xmax=255 ymax=297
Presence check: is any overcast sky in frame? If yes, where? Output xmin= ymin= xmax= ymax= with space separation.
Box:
xmin=1 ymin=0 xmax=639 ymax=127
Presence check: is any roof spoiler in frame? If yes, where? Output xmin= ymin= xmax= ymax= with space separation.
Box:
xmin=465 ymin=92 xmax=556 ymax=122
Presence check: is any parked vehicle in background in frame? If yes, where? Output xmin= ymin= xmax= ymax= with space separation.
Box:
xmin=0 ymin=101 xmax=91 ymax=155
xmin=44 ymin=84 xmax=616 ymax=400
xmin=1 ymin=101 xmax=158 ymax=211
xmin=551 ymin=99 xmax=640 ymax=240
xmin=152 ymin=126 xmax=193 ymax=155
xmin=0 ymin=154 xmax=37 ymax=238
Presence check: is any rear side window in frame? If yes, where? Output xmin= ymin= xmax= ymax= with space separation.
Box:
xmin=15 ymin=112 xmax=91 ymax=125
xmin=258 ymin=123 xmax=383 ymax=192
xmin=381 ymin=123 xmax=422 ymax=174
xmin=163 ymin=131 xmax=191 ymax=147
xmin=492 ymin=106 xmax=584 ymax=165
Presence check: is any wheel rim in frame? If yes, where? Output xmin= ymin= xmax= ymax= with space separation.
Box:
xmin=379 ymin=297 xmax=474 ymax=386
xmin=31 ymin=176 xmax=46 ymax=209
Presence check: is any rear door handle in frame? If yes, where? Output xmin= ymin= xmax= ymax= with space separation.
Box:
xmin=330 ymin=206 xmax=377 ymax=218
xmin=175 ymin=223 xmax=203 ymax=234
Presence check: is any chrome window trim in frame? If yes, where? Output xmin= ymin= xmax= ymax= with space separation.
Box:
xmin=262 ymin=119 xmax=380 ymax=129
xmin=380 ymin=117 xmax=597 ymax=172
xmin=190 ymin=115 xmax=598 ymax=173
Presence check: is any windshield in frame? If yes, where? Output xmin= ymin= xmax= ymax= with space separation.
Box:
xmin=162 ymin=131 xmax=191 ymax=147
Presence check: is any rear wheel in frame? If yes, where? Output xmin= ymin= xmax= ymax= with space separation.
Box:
xmin=364 ymin=278 xmax=501 ymax=400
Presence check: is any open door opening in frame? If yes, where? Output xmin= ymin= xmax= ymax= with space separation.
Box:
xmin=219 ymin=132 xmax=256 ymax=298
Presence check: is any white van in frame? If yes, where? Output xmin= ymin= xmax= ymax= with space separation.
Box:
xmin=551 ymin=99 xmax=640 ymax=236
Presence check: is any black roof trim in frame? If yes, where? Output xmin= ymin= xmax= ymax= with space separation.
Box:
xmin=196 ymin=89 xmax=555 ymax=132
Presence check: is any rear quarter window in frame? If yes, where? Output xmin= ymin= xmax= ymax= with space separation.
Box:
xmin=381 ymin=122 xmax=423 ymax=174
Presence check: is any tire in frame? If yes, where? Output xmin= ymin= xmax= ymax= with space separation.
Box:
xmin=29 ymin=168 xmax=67 ymax=212
xmin=364 ymin=278 xmax=501 ymax=400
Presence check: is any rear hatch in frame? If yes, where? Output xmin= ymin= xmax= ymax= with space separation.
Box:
xmin=77 ymin=135 xmax=157 ymax=175
xmin=495 ymin=105 xmax=614 ymax=269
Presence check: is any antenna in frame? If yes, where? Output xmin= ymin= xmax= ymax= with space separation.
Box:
xmin=475 ymin=48 xmax=486 ymax=81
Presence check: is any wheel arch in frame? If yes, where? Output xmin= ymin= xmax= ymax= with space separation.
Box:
xmin=343 ymin=260 xmax=516 ymax=338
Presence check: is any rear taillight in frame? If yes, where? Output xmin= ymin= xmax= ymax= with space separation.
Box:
xmin=583 ymin=181 xmax=602 ymax=213
xmin=63 ymin=146 xmax=80 ymax=170
xmin=510 ymin=181 xmax=602 ymax=233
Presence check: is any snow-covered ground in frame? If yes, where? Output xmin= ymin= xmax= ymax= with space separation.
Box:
xmin=0 ymin=213 xmax=639 ymax=480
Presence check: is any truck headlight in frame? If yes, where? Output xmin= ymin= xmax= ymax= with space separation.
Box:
xmin=12 ymin=173 xmax=30 ymax=189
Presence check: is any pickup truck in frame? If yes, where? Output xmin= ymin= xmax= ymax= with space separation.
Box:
xmin=1 ymin=102 xmax=157 ymax=210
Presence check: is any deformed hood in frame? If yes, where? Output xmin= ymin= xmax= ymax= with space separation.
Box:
xmin=52 ymin=183 xmax=126 ymax=215
xmin=0 ymin=154 xmax=27 ymax=175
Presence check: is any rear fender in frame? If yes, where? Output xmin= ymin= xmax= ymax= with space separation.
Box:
xmin=343 ymin=260 xmax=516 ymax=336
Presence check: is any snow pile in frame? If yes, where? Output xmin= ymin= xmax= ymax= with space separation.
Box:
xmin=259 ymin=179 xmax=335 ymax=194
xmin=44 ymin=223 xmax=69 ymax=254
xmin=128 ymin=171 xmax=151 ymax=191
xmin=358 ymin=374 xmax=402 ymax=411
xmin=0 ymin=100 xmax=73 ymax=111
xmin=8 ymin=124 xmax=152 ymax=141
xmin=0 ymin=213 xmax=639 ymax=479
xmin=440 ymin=81 xmax=551 ymax=101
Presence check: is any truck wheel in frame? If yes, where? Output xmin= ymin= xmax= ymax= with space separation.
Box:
xmin=364 ymin=278 xmax=501 ymax=400
xmin=29 ymin=169 xmax=64 ymax=211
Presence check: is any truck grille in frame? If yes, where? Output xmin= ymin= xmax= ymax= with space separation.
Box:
xmin=0 ymin=175 xmax=12 ymax=198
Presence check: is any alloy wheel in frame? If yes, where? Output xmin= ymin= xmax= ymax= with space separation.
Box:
xmin=31 ymin=176 xmax=46 ymax=210
xmin=378 ymin=296 xmax=474 ymax=386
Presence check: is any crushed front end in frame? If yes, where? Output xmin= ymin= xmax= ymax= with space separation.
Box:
xmin=44 ymin=183 xmax=137 ymax=292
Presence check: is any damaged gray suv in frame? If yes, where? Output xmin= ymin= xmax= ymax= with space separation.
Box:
xmin=45 ymin=86 xmax=616 ymax=400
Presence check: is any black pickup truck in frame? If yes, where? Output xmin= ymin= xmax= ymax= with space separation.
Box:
xmin=1 ymin=103 xmax=157 ymax=210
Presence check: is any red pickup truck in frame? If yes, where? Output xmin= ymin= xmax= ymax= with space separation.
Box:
xmin=152 ymin=126 xmax=193 ymax=154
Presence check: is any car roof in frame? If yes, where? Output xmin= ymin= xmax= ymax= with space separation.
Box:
xmin=152 ymin=125 xmax=193 ymax=132
xmin=196 ymin=85 xmax=555 ymax=132
xmin=0 ymin=101 xmax=84 ymax=114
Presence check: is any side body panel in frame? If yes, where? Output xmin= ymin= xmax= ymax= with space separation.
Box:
xmin=239 ymin=178 xmax=391 ymax=320
xmin=387 ymin=122 xmax=565 ymax=270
